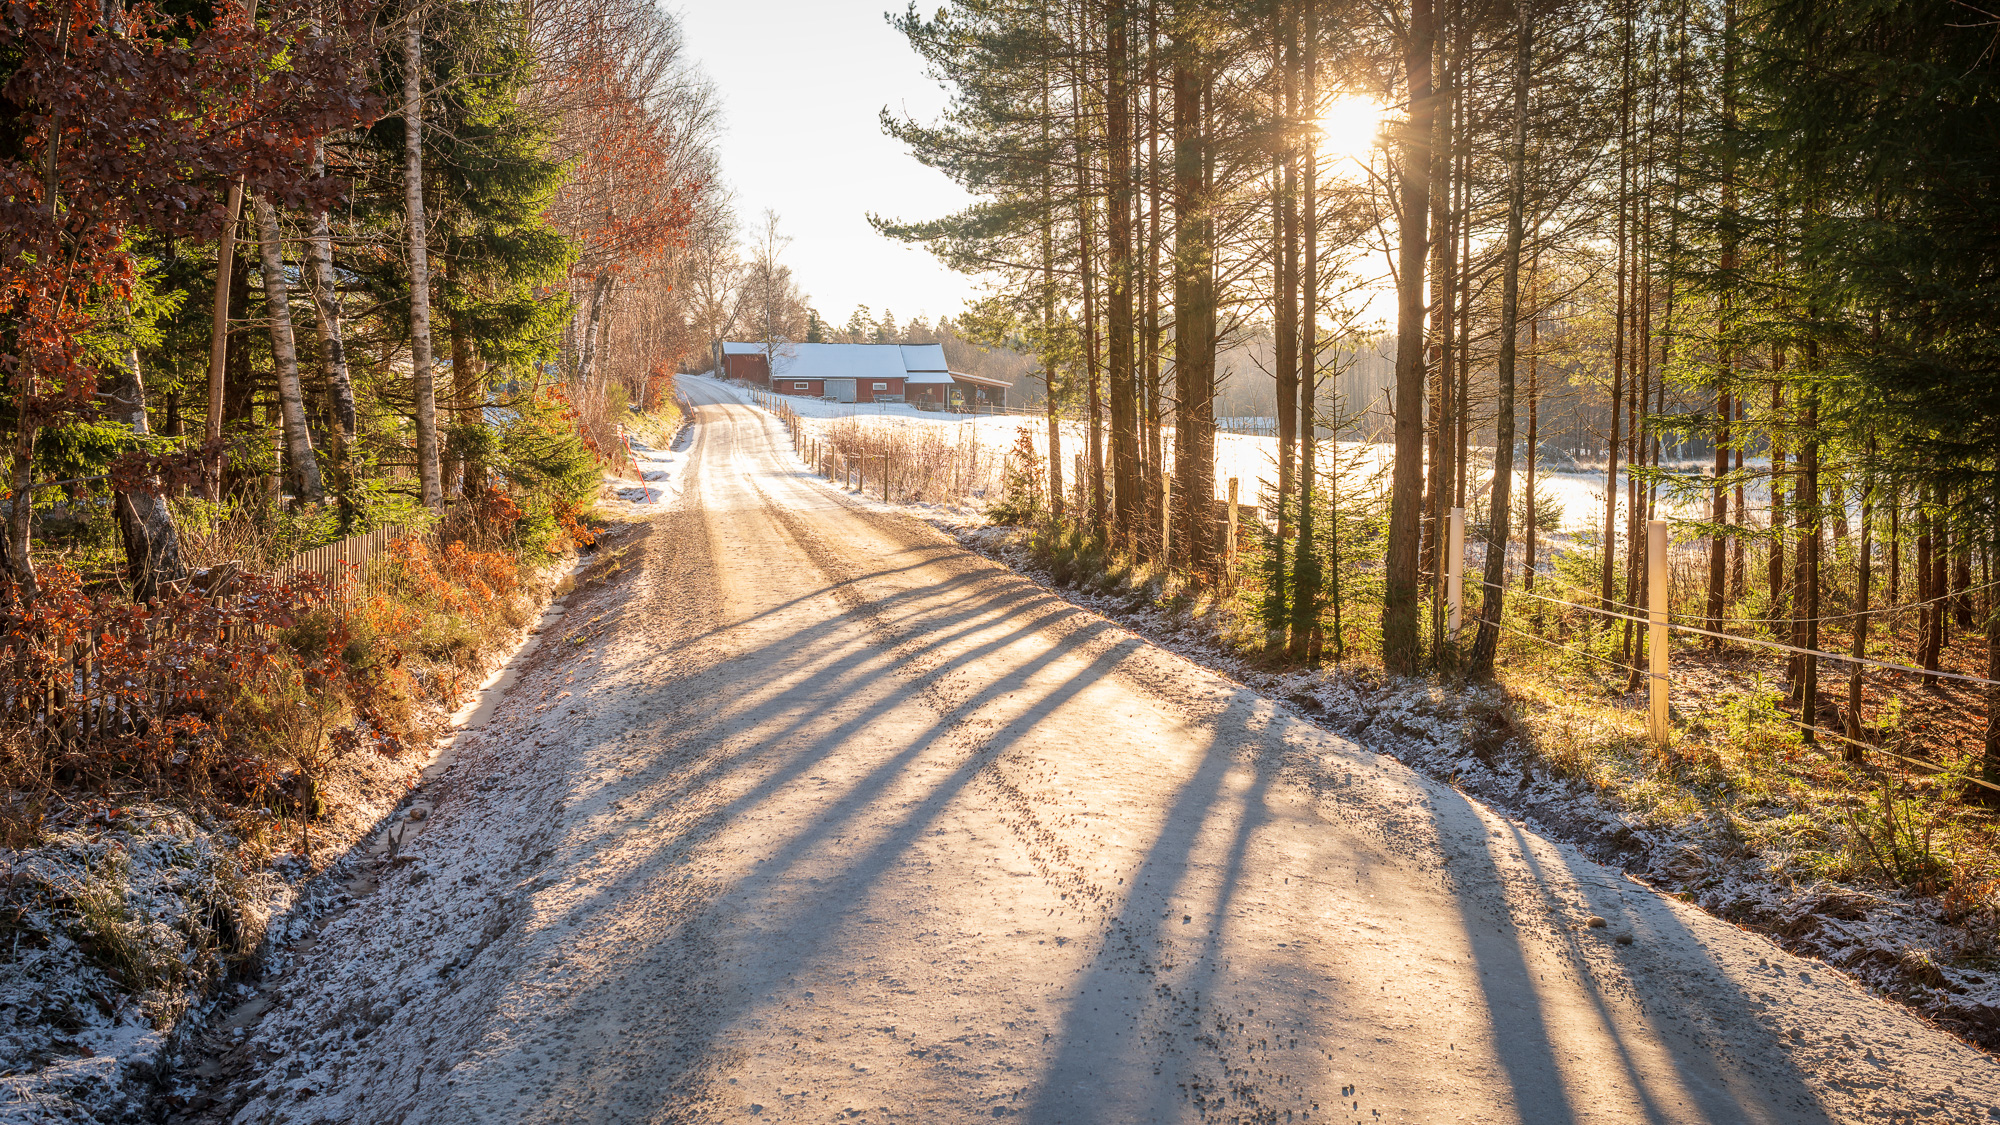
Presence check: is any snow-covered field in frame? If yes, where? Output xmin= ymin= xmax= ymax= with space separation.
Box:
xmin=695 ymin=376 xmax=1751 ymax=540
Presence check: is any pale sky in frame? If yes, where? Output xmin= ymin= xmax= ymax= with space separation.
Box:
xmin=679 ymin=0 xmax=983 ymax=328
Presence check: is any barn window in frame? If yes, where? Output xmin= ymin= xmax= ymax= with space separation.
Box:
xmin=873 ymin=382 xmax=888 ymax=390
xmin=793 ymin=382 xmax=809 ymax=390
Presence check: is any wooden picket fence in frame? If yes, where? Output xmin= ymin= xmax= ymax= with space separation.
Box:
xmin=275 ymin=523 xmax=420 ymax=606
xmin=0 ymin=523 xmax=432 ymax=766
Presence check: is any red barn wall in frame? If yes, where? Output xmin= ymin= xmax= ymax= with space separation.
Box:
xmin=724 ymin=353 xmax=769 ymax=386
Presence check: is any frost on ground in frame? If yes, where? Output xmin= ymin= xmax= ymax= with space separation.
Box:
xmin=0 ymin=775 xmax=406 ymax=1123
xmin=949 ymin=519 xmax=2000 ymax=1055
xmin=0 ymin=808 xmax=263 ymax=1123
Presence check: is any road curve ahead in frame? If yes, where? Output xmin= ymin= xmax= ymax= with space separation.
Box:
xmin=218 ymin=376 xmax=2000 ymax=1125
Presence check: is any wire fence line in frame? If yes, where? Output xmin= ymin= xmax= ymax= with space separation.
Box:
xmin=1451 ymin=527 xmax=2000 ymax=794
xmin=1476 ymin=578 xmax=2000 ymax=689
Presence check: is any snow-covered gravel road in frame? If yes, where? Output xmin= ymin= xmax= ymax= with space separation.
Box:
xmin=183 ymin=380 xmax=2000 ymax=1124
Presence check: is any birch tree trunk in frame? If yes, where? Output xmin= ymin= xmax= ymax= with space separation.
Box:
xmin=107 ymin=350 xmax=188 ymax=601
xmin=307 ymin=139 xmax=357 ymax=440
xmin=575 ymin=271 xmax=615 ymax=388
xmin=252 ymin=194 xmax=325 ymax=503
xmin=404 ymin=8 xmax=442 ymax=509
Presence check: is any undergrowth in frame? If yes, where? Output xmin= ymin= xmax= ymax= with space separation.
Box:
xmin=0 ymin=424 xmax=608 ymax=1065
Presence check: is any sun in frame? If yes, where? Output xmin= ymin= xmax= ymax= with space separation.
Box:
xmin=1315 ymin=95 xmax=1386 ymax=177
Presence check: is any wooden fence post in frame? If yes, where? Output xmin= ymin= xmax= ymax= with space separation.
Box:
xmin=1649 ymin=518 xmax=1670 ymax=746
xmin=1448 ymin=506 xmax=1465 ymax=636
xmin=1226 ymin=477 xmax=1239 ymax=587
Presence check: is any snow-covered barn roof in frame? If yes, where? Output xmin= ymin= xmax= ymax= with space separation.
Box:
xmin=951 ymin=370 xmax=1013 ymax=390
xmin=720 ymin=342 xmax=1008 ymax=388
xmin=899 ymin=344 xmax=948 ymax=372
xmin=773 ymin=345 xmax=907 ymax=380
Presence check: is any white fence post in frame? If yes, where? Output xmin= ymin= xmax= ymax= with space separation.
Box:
xmin=1648 ymin=518 xmax=1670 ymax=745
xmin=1225 ymin=477 xmax=1239 ymax=585
xmin=1447 ymin=506 xmax=1464 ymax=635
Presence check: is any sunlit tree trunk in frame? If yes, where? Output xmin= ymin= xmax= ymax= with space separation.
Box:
xmin=1845 ymin=434 xmax=1875 ymax=752
xmin=405 ymin=7 xmax=442 ymax=509
xmin=1270 ymin=7 xmax=1298 ymax=637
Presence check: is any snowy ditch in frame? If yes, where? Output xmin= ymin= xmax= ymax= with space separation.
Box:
xmin=0 ymin=456 xmax=683 ymax=1121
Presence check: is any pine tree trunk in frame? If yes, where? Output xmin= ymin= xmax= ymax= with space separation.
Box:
xmin=1105 ymin=2 xmax=1138 ymax=553
xmin=1143 ymin=6 xmax=1165 ymax=559
xmin=1602 ymin=1 xmax=1633 ymax=620
xmin=1732 ymin=396 xmax=1747 ymax=596
xmin=1072 ymin=22 xmax=1106 ymax=533
xmin=1382 ymin=0 xmax=1437 ymax=676
xmin=1425 ymin=60 xmax=1456 ymax=654
xmin=448 ymin=306 xmax=481 ymax=496
xmin=1917 ymin=491 xmax=1936 ymax=672
xmin=1039 ymin=55 xmax=1064 ymax=519
xmin=1954 ymin=512 xmax=1974 ymax=628
xmin=252 ymin=194 xmax=325 ymax=504
xmin=1984 ymin=500 xmax=2000 ymax=799
xmin=1523 ymin=260 xmax=1539 ymax=599
xmin=1845 ymin=437 xmax=1874 ymax=752
xmin=1288 ymin=0 xmax=1320 ymax=657
xmin=1769 ymin=377 xmax=1787 ymax=611
xmin=1795 ymin=386 xmax=1821 ymax=735
xmin=1168 ymin=55 xmax=1216 ymax=578
xmin=1468 ymin=0 xmax=1532 ymax=677
xmin=404 ymin=10 xmax=442 ymax=509
xmin=1887 ymin=477 xmax=1900 ymax=603
xmin=1270 ymin=12 xmax=1299 ymax=638
xmin=1707 ymin=389 xmax=1730 ymax=637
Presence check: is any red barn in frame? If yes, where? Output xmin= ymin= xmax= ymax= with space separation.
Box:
xmin=720 ymin=341 xmax=1008 ymax=409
